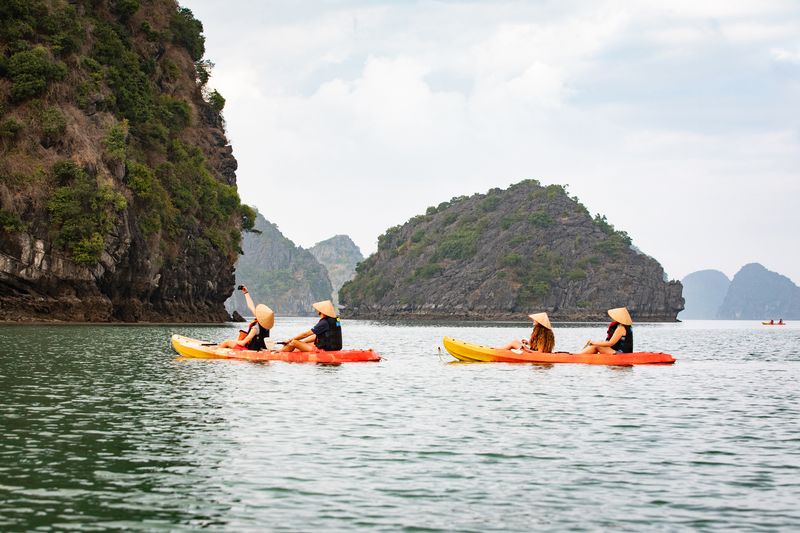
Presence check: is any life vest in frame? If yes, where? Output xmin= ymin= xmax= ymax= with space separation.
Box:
xmin=314 ymin=316 xmax=342 ymax=351
xmin=238 ymin=320 xmax=270 ymax=351
xmin=606 ymin=321 xmax=633 ymax=353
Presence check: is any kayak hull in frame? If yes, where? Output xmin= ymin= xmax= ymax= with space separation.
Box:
xmin=171 ymin=334 xmax=380 ymax=363
xmin=761 ymin=322 xmax=786 ymax=326
xmin=443 ymin=337 xmax=675 ymax=365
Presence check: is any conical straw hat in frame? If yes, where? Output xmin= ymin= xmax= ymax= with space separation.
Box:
xmin=312 ymin=300 xmax=337 ymax=318
xmin=607 ymin=307 xmax=632 ymax=325
xmin=255 ymin=304 xmax=275 ymax=330
xmin=528 ymin=312 xmax=552 ymax=330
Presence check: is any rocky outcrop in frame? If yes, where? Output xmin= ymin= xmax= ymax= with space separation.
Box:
xmin=309 ymin=235 xmax=363 ymax=306
xmin=679 ymin=269 xmax=730 ymax=319
xmin=0 ymin=1 xmax=250 ymax=322
xmin=226 ymin=213 xmax=333 ymax=317
xmin=717 ymin=263 xmax=800 ymax=320
xmin=340 ymin=180 xmax=683 ymax=321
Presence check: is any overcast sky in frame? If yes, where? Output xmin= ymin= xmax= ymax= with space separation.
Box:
xmin=183 ymin=0 xmax=800 ymax=284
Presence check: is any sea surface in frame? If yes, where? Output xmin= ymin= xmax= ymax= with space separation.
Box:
xmin=1 ymin=319 xmax=799 ymax=532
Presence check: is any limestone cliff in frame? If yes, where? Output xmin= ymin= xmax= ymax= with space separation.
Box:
xmin=226 ymin=213 xmax=333 ymax=317
xmin=717 ymin=263 xmax=800 ymax=320
xmin=0 ymin=0 xmax=254 ymax=321
xmin=309 ymin=235 xmax=363 ymax=307
xmin=679 ymin=269 xmax=730 ymax=319
xmin=340 ymin=180 xmax=683 ymax=321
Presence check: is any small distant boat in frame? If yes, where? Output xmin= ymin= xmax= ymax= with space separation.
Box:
xmin=442 ymin=337 xmax=675 ymax=365
xmin=171 ymin=334 xmax=381 ymax=363
xmin=761 ymin=321 xmax=786 ymax=326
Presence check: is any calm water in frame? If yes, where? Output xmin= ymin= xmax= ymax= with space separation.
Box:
xmin=1 ymin=319 xmax=799 ymax=532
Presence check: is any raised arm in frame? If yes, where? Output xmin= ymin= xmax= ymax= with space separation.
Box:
xmin=241 ymin=285 xmax=257 ymax=316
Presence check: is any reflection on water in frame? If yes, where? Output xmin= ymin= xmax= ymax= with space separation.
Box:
xmin=1 ymin=319 xmax=799 ymax=531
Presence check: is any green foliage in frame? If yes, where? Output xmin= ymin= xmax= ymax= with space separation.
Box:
xmin=240 ymin=204 xmax=257 ymax=231
xmin=195 ymin=59 xmax=214 ymax=86
xmin=502 ymin=253 xmax=523 ymax=267
xmin=206 ymin=89 xmax=225 ymax=113
xmin=480 ymin=196 xmax=500 ymax=212
xmin=40 ymin=5 xmax=83 ymax=56
xmin=414 ymin=262 xmax=444 ymax=279
xmin=595 ymin=233 xmax=630 ymax=257
xmin=0 ymin=209 xmax=25 ymax=233
xmin=517 ymin=250 xmax=563 ymax=302
xmin=528 ymin=210 xmax=553 ymax=228
xmin=593 ymin=214 xmax=632 ymax=255
xmin=411 ymin=229 xmax=425 ymax=243
xmin=7 ymin=46 xmax=67 ymax=101
xmin=441 ymin=212 xmax=458 ymax=226
xmin=170 ymin=7 xmax=205 ymax=61
xmin=546 ymin=184 xmax=565 ymax=199
xmin=157 ymin=95 xmax=191 ymax=132
xmin=34 ymin=104 xmax=66 ymax=147
xmin=112 ymin=0 xmax=140 ymax=22
xmin=0 ymin=118 xmax=22 ymax=146
xmin=103 ymin=119 xmax=129 ymax=161
xmin=48 ymin=161 xmax=127 ymax=266
xmin=435 ymin=224 xmax=481 ymax=260
xmin=140 ymin=21 xmax=160 ymax=41
xmin=566 ymin=268 xmax=587 ymax=281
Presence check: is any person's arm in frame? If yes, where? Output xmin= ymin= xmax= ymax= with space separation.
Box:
xmin=241 ymin=285 xmax=257 ymax=316
xmin=589 ymin=325 xmax=625 ymax=348
xmin=237 ymin=326 xmax=257 ymax=346
xmin=285 ymin=329 xmax=315 ymax=344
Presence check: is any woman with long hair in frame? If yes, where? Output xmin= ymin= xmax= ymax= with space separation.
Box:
xmin=498 ymin=312 xmax=555 ymax=353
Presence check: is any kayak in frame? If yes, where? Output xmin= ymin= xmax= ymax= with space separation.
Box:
xmin=761 ymin=322 xmax=786 ymax=326
xmin=443 ymin=337 xmax=675 ymax=365
xmin=171 ymin=334 xmax=381 ymax=363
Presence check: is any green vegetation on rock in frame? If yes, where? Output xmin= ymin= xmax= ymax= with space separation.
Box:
xmin=341 ymin=179 xmax=684 ymax=321
xmin=48 ymin=161 xmax=127 ymax=266
xmin=0 ymin=0 xmax=253 ymax=322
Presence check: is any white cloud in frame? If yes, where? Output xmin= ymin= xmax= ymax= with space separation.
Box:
xmin=184 ymin=0 xmax=800 ymax=284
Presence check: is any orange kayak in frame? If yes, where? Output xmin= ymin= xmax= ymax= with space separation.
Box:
xmin=443 ymin=337 xmax=675 ymax=365
xmin=171 ymin=334 xmax=381 ymax=363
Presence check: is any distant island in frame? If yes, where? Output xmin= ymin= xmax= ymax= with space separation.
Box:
xmin=225 ymin=213 xmax=333 ymax=317
xmin=309 ymin=235 xmax=364 ymax=308
xmin=679 ymin=270 xmax=730 ymax=319
xmin=340 ymin=179 xmax=684 ymax=321
xmin=681 ymin=263 xmax=800 ymax=319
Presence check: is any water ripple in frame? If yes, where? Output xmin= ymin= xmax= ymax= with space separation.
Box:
xmin=1 ymin=320 xmax=799 ymax=531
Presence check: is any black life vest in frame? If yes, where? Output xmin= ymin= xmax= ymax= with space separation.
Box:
xmin=314 ymin=316 xmax=342 ymax=351
xmin=606 ymin=321 xmax=633 ymax=353
xmin=240 ymin=320 xmax=270 ymax=351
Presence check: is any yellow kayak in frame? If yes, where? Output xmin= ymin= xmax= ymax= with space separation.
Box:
xmin=442 ymin=337 xmax=676 ymax=365
xmin=170 ymin=334 xmax=381 ymax=363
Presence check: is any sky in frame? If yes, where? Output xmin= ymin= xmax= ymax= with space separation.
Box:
xmin=182 ymin=0 xmax=800 ymax=284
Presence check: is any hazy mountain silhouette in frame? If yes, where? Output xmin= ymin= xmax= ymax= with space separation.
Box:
xmin=717 ymin=263 xmax=800 ymax=320
xmin=679 ymin=270 xmax=730 ymax=319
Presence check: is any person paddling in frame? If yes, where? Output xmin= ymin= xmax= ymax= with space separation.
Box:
xmin=497 ymin=312 xmax=555 ymax=353
xmin=580 ymin=307 xmax=633 ymax=354
xmin=218 ymin=285 xmax=275 ymax=351
xmin=281 ymin=300 xmax=342 ymax=352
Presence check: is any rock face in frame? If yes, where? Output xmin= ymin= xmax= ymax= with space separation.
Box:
xmin=309 ymin=235 xmax=363 ymax=307
xmin=0 ymin=1 xmax=252 ymax=322
xmin=340 ymin=180 xmax=684 ymax=321
xmin=717 ymin=263 xmax=800 ymax=319
xmin=226 ymin=213 xmax=333 ymax=317
xmin=679 ymin=270 xmax=731 ymax=319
